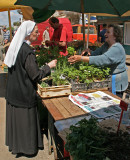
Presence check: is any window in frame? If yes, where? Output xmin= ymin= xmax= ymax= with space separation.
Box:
xmin=81 ymin=27 xmax=95 ymax=34
xmin=72 ymin=26 xmax=78 ymax=33
xmin=124 ymin=22 xmax=130 ymax=45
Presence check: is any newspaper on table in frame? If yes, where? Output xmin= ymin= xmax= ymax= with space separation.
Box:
xmin=69 ymin=91 xmax=121 ymax=119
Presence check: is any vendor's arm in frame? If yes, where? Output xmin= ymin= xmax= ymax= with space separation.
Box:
xmin=59 ymin=41 xmax=66 ymax=47
xmin=68 ymin=55 xmax=89 ymax=64
xmin=46 ymin=26 xmax=67 ymax=47
xmin=25 ymin=53 xmax=56 ymax=82
xmin=81 ymin=42 xmax=109 ymax=56
xmin=68 ymin=44 xmax=125 ymax=66
xmin=58 ymin=26 xmax=67 ymax=47
xmin=45 ymin=40 xmax=66 ymax=47
xmin=89 ymin=44 xmax=124 ymax=66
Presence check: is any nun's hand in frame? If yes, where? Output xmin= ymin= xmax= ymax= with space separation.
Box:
xmin=48 ymin=59 xmax=57 ymax=68
xmin=68 ymin=55 xmax=81 ymax=64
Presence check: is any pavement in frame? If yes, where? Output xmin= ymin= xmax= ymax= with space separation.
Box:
xmin=0 ymin=61 xmax=54 ymax=160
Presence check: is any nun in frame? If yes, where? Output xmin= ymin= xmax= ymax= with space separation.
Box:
xmin=4 ymin=20 xmax=57 ymax=157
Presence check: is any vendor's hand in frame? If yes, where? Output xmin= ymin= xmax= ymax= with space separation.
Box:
xmin=48 ymin=59 xmax=57 ymax=68
xmin=81 ymin=48 xmax=91 ymax=56
xmin=68 ymin=55 xmax=81 ymax=64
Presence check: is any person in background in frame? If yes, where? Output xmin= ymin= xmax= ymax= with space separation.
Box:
xmin=0 ymin=29 xmax=4 ymax=63
xmin=3 ymin=26 xmax=10 ymax=44
xmin=98 ymin=24 xmax=107 ymax=43
xmin=68 ymin=24 xmax=128 ymax=98
xmin=42 ymin=26 xmax=50 ymax=47
xmin=45 ymin=17 xmax=68 ymax=56
xmin=2 ymin=26 xmax=10 ymax=54
xmin=4 ymin=20 xmax=57 ymax=157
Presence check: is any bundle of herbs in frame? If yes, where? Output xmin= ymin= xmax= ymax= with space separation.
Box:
xmin=65 ymin=118 xmax=130 ymax=160
xmin=36 ymin=46 xmax=60 ymax=67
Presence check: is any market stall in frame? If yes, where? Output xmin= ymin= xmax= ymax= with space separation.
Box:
xmin=41 ymin=90 xmax=130 ymax=160
xmin=34 ymin=42 xmax=129 ymax=159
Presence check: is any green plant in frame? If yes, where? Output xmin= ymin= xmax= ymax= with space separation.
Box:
xmin=40 ymin=82 xmax=49 ymax=88
xmin=65 ymin=118 xmax=130 ymax=160
xmin=65 ymin=118 xmax=109 ymax=160
xmin=51 ymin=61 xmax=110 ymax=86
xmin=36 ymin=45 xmax=111 ymax=86
xmin=36 ymin=48 xmax=51 ymax=67
xmin=67 ymin=47 xmax=75 ymax=56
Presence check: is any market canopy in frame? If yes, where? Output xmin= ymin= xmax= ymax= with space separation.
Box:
xmin=15 ymin=0 xmax=130 ymax=17
xmin=0 ymin=0 xmax=34 ymax=20
xmin=0 ymin=0 xmax=29 ymax=12
xmin=0 ymin=0 xmax=34 ymax=40
xmin=15 ymin=0 xmax=130 ymax=47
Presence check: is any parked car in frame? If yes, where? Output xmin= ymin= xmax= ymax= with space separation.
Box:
xmin=72 ymin=24 xmax=97 ymax=43
xmin=32 ymin=18 xmax=73 ymax=46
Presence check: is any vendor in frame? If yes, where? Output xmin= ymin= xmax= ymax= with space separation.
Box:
xmin=68 ymin=24 xmax=128 ymax=98
xmin=45 ymin=17 xmax=68 ymax=56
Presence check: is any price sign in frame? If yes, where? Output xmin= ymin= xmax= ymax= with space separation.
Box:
xmin=120 ymin=100 xmax=128 ymax=111
xmin=117 ymin=100 xmax=129 ymax=133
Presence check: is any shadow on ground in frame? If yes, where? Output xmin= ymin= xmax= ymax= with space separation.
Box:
xmin=0 ymin=73 xmax=7 ymax=97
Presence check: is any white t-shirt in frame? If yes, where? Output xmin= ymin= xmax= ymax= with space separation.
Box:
xmin=43 ymin=30 xmax=50 ymax=42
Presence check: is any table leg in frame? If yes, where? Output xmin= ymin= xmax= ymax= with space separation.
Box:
xmin=48 ymin=112 xmax=52 ymax=155
xmin=48 ymin=112 xmax=58 ymax=159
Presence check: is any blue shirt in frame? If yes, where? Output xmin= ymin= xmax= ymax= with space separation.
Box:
xmin=99 ymin=29 xmax=106 ymax=43
xmin=89 ymin=42 xmax=128 ymax=92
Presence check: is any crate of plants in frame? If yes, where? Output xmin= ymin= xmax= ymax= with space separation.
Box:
xmin=37 ymin=74 xmax=71 ymax=98
xmin=63 ymin=48 xmax=111 ymax=92
xmin=37 ymin=55 xmax=72 ymax=98
xmin=71 ymin=77 xmax=111 ymax=92
xmin=69 ymin=63 xmax=111 ymax=92
xmin=37 ymin=83 xmax=71 ymax=98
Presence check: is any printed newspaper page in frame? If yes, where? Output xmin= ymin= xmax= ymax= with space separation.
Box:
xmin=69 ymin=91 xmax=121 ymax=118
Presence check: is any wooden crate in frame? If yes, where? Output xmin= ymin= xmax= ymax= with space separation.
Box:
xmin=38 ymin=84 xmax=71 ymax=98
xmin=71 ymin=78 xmax=111 ymax=92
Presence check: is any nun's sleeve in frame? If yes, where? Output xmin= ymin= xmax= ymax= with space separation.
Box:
xmin=25 ymin=53 xmax=51 ymax=82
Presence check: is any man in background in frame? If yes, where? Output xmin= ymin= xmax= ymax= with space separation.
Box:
xmin=42 ymin=26 xmax=50 ymax=48
xmin=99 ymin=24 xmax=107 ymax=43
xmin=45 ymin=17 xmax=68 ymax=56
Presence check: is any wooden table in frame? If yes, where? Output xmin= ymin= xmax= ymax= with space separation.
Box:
xmin=42 ymin=90 xmax=121 ymax=159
